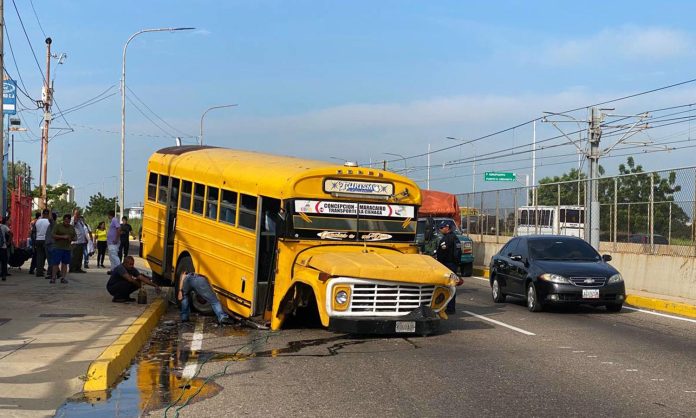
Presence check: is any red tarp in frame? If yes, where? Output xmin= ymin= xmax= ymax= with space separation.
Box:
xmin=419 ymin=189 xmax=461 ymax=227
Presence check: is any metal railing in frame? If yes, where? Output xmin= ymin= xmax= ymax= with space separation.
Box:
xmin=456 ymin=165 xmax=696 ymax=257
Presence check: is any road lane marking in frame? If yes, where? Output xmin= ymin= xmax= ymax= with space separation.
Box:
xmin=462 ymin=310 xmax=536 ymax=336
xmin=623 ymin=306 xmax=696 ymax=323
xmin=182 ymin=318 xmax=205 ymax=379
xmin=472 ymin=276 xmax=696 ymax=324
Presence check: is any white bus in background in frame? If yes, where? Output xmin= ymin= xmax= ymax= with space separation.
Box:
xmin=516 ymin=205 xmax=585 ymax=238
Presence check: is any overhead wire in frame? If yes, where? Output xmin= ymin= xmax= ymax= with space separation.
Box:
xmin=126 ymin=86 xmax=196 ymax=138
xmin=373 ymin=77 xmax=696 ymax=167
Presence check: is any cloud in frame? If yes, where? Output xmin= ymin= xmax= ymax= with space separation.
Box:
xmin=541 ymin=26 xmax=691 ymax=66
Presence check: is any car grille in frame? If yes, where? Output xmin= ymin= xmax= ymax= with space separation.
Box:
xmin=569 ymin=277 xmax=607 ymax=287
xmin=350 ymin=283 xmax=435 ymax=314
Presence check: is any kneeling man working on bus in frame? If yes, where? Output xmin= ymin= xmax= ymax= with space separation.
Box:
xmin=107 ymin=256 xmax=160 ymax=302
xmin=178 ymin=271 xmax=237 ymax=326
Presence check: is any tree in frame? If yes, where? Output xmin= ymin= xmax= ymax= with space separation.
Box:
xmin=7 ymin=161 xmax=33 ymax=192
xmin=85 ymin=192 xmax=118 ymax=216
xmin=534 ymin=167 xmax=602 ymax=206
xmin=52 ymin=199 xmax=78 ymax=217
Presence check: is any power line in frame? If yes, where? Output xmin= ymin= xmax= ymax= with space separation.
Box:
xmin=374 ymin=77 xmax=696 ymax=167
xmin=126 ymin=86 xmax=195 ymax=138
xmin=27 ymin=0 xmax=46 ymax=38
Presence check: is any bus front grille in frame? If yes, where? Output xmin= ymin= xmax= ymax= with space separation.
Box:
xmin=349 ymin=283 xmax=435 ymax=314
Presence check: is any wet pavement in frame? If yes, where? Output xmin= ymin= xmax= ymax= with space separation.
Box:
xmin=55 ymin=310 xmax=223 ymax=417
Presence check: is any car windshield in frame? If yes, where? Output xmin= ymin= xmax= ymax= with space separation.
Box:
xmin=528 ymin=238 xmax=600 ymax=261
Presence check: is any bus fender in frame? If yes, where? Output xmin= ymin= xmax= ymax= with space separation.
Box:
xmin=272 ymin=277 xmax=329 ymax=330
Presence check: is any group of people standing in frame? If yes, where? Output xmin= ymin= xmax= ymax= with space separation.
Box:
xmin=29 ymin=209 xmax=133 ymax=284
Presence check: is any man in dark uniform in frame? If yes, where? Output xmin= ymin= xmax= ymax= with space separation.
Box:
xmin=436 ymin=221 xmax=461 ymax=314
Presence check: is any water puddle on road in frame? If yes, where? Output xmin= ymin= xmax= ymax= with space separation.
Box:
xmin=55 ymin=316 xmax=222 ymax=417
xmin=55 ymin=314 xmax=376 ymax=417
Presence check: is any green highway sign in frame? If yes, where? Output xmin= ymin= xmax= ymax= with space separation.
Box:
xmin=484 ymin=171 xmax=516 ymax=182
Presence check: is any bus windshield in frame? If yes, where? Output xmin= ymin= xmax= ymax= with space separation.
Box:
xmin=288 ymin=199 xmax=417 ymax=243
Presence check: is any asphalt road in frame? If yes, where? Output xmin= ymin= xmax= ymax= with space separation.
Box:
xmin=145 ymin=276 xmax=696 ymax=418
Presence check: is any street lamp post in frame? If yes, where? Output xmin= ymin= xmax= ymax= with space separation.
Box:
xmin=120 ymin=27 xmax=194 ymax=219
xmin=199 ymin=104 xmax=238 ymax=145
xmin=446 ymin=136 xmax=476 ymax=193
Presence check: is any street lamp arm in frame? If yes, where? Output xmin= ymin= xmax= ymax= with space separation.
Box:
xmin=199 ymin=104 xmax=238 ymax=145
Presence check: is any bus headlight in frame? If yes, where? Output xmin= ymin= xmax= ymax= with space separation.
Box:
xmin=608 ymin=274 xmax=623 ymax=284
xmin=336 ymin=291 xmax=348 ymax=304
xmin=332 ymin=285 xmax=351 ymax=311
xmin=431 ymin=287 xmax=451 ymax=311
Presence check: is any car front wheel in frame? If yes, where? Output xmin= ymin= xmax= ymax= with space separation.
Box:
xmin=526 ymin=283 xmax=543 ymax=312
xmin=491 ymin=278 xmax=506 ymax=303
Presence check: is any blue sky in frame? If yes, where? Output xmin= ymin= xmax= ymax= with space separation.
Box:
xmin=5 ymin=0 xmax=696 ymax=207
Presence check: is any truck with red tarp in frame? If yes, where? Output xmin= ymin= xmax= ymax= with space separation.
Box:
xmin=416 ymin=190 xmax=475 ymax=276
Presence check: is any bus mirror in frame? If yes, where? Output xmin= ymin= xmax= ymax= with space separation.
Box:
xmin=602 ymin=254 xmax=612 ymax=262
xmin=510 ymin=254 xmax=522 ymax=262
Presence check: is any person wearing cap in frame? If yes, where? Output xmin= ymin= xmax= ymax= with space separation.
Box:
xmin=435 ymin=221 xmax=462 ymax=314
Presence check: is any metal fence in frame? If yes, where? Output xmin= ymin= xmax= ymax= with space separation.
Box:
xmin=455 ymin=166 xmax=696 ymax=257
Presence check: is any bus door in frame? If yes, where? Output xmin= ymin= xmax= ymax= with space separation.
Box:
xmin=254 ymin=196 xmax=282 ymax=317
xmin=161 ymin=177 xmax=180 ymax=280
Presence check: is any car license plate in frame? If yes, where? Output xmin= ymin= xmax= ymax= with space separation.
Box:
xmin=395 ymin=321 xmax=416 ymax=333
xmin=582 ymin=289 xmax=600 ymax=299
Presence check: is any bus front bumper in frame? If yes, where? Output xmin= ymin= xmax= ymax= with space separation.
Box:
xmin=328 ymin=306 xmax=441 ymax=336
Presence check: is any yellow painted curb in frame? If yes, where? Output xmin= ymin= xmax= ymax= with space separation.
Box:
xmin=626 ymin=294 xmax=696 ymax=319
xmin=83 ymin=292 xmax=170 ymax=392
xmin=473 ymin=266 xmax=490 ymax=278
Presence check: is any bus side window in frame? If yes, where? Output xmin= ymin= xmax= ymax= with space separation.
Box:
xmin=220 ymin=189 xmax=237 ymax=226
xmin=239 ymin=194 xmax=258 ymax=231
xmin=158 ymin=175 xmax=169 ymax=204
xmin=193 ymin=183 xmax=205 ymax=215
xmin=180 ymin=180 xmax=192 ymax=212
xmin=147 ymin=172 xmax=157 ymax=201
xmin=206 ymin=187 xmax=219 ymax=221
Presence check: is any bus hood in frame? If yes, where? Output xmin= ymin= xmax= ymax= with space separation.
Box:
xmin=298 ymin=251 xmax=455 ymax=286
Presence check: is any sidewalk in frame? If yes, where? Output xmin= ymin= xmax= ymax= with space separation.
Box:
xmin=0 ymin=257 xmax=167 ymax=418
xmin=473 ymin=266 xmax=696 ymax=319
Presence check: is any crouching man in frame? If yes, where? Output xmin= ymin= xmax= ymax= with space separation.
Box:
xmin=178 ymin=271 xmax=236 ymax=326
xmin=107 ymin=255 xmax=160 ymax=302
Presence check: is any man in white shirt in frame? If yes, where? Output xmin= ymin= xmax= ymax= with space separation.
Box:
xmin=33 ymin=209 xmax=50 ymax=277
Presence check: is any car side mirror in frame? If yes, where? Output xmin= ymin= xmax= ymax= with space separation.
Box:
xmin=510 ymin=254 xmax=523 ymax=262
xmin=602 ymin=254 xmax=612 ymax=262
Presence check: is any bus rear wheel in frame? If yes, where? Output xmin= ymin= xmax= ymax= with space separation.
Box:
xmin=175 ymin=256 xmax=213 ymax=315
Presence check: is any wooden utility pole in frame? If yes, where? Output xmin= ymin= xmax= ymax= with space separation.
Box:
xmin=40 ymin=38 xmax=52 ymax=209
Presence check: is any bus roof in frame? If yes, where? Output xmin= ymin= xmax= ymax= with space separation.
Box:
xmin=148 ymin=146 xmax=422 ymax=203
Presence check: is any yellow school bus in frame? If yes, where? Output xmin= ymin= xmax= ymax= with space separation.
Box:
xmin=141 ymin=146 xmax=458 ymax=335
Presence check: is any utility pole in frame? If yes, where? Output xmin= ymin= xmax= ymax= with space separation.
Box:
xmin=587 ymin=107 xmax=603 ymax=249
xmin=0 ymin=0 xmax=4 ymax=216
xmin=40 ymin=38 xmax=52 ymax=209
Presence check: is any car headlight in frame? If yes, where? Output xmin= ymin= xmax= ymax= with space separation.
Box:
xmin=608 ymin=274 xmax=623 ymax=284
xmin=538 ymin=273 xmax=570 ymax=284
